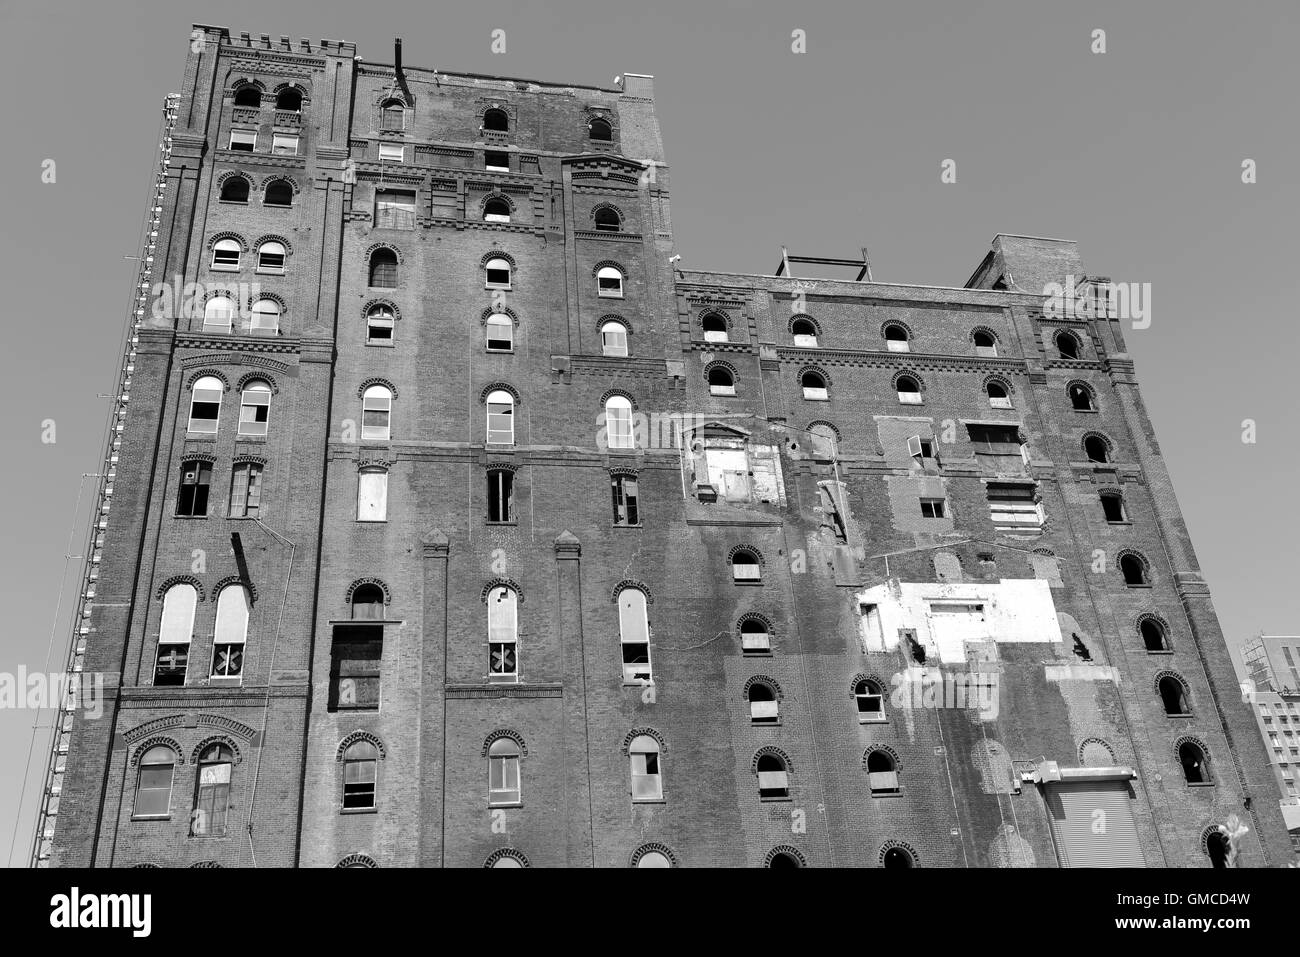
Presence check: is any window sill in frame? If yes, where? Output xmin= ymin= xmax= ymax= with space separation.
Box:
xmin=742 ymin=651 xmax=773 ymax=658
xmin=622 ymin=680 xmax=654 ymax=689
xmin=759 ymin=796 xmax=792 ymax=803
xmin=1186 ymin=782 xmax=1216 ymax=788
xmin=1146 ymin=649 xmax=1174 ymax=655
xmin=255 ymin=268 xmax=286 ymax=276
xmin=366 ymin=340 xmax=395 ymax=348
xmin=184 ymin=433 xmax=217 ymax=441
xmin=340 ymin=807 xmax=378 ymax=815
xmin=1125 ymin=584 xmax=1154 ymax=590
xmin=751 ymin=721 xmax=782 ymax=728
xmin=173 ymin=514 xmax=208 ymax=520
xmin=1166 ymin=713 xmax=1195 ymax=719
xmin=485 ymin=284 xmax=513 ymax=291
xmin=1071 ymin=408 xmax=1099 ymax=414
xmin=131 ymin=814 xmax=172 ymax=822
xmin=732 ymin=580 xmax=764 ymax=587
xmin=613 ymin=523 xmax=643 ymax=529
xmin=1105 ymin=520 xmax=1133 ymax=526
xmin=367 ymin=284 xmax=399 ymax=291
xmin=632 ymin=798 xmax=666 ymax=805
xmin=870 ymin=791 xmax=904 ymax=799
xmin=858 ymin=717 xmax=888 ymax=725
xmin=802 ymin=396 xmax=830 ymax=402
xmin=489 ymin=801 xmax=523 ymax=810
xmin=485 ymin=349 xmax=515 ymax=355
xmin=356 ymin=519 xmax=388 ymax=524
xmin=235 ymin=434 xmax=267 ymax=441
xmin=485 ymin=521 xmax=518 ymax=527
xmin=217 ymin=199 xmax=249 ymax=206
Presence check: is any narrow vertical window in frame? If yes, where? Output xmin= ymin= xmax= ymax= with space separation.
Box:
xmin=486 ymin=390 xmax=514 ymax=445
xmin=358 ymin=468 xmax=388 ymax=521
xmin=191 ymin=744 xmax=232 ymax=838
xmin=488 ymin=587 xmax=518 ymax=679
xmin=228 ymin=463 xmax=264 ymax=519
xmin=600 ymin=320 xmax=628 ymax=357
xmin=237 ymin=381 xmax=271 ymax=436
xmin=605 ymin=395 xmax=634 ymax=450
xmin=488 ymin=739 xmax=521 ymax=805
xmin=188 ymin=376 xmax=223 ymax=434
xmin=342 ymin=740 xmax=378 ymax=809
xmin=597 ymin=266 xmax=624 ymax=298
xmin=211 ymin=586 xmax=249 ymax=679
xmin=487 ymin=469 xmax=514 ymax=523
xmin=154 ymin=583 xmax=196 ymax=685
xmin=133 ymin=746 xmax=176 ymax=818
xmin=362 ymin=385 xmax=392 ymax=441
xmin=366 ymin=304 xmax=395 ymax=344
xmin=618 ymin=588 xmax=652 ymax=684
xmin=485 ymin=313 xmax=513 ymax=351
xmin=203 ymin=296 xmax=235 ymax=332
xmin=629 ymin=735 xmax=663 ymax=800
xmin=612 ymin=474 xmax=639 ymax=526
xmin=249 ymin=299 xmax=280 ymax=334
xmin=177 ymin=460 xmax=213 ymax=517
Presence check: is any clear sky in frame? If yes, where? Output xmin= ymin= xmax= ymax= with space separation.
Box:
xmin=1 ymin=0 xmax=1296 ymax=864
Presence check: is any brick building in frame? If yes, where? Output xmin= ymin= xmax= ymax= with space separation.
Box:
xmin=36 ymin=24 xmax=1292 ymax=868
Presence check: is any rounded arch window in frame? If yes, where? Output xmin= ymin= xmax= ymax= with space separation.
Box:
xmin=203 ymin=296 xmax=236 ymax=331
xmin=708 ymin=365 xmax=735 ymax=397
xmin=1056 ymin=331 xmax=1080 ymax=359
xmin=486 ymin=390 xmax=515 ymax=445
xmin=232 ymin=86 xmax=261 ymax=108
xmin=1178 ymin=740 xmax=1211 ymax=784
xmin=350 ymin=583 xmax=385 ymax=620
xmin=589 ymin=116 xmax=612 ymax=141
xmin=133 ymin=745 xmax=177 ymax=818
xmin=211 ymin=238 xmax=241 ymax=269
xmin=485 ymin=313 xmax=513 ymax=352
xmin=896 ymin=375 xmax=921 ymax=405
xmin=264 ymin=180 xmax=293 ymax=207
xmin=250 ymin=298 xmax=280 ymax=334
xmin=597 ymin=266 xmax=624 ymax=298
xmin=748 ymin=682 xmax=778 ymax=724
xmin=366 ymin=304 xmax=395 ymax=344
xmin=484 ymin=197 xmax=511 ymax=223
xmin=1084 ymin=435 xmax=1110 ymax=463
xmin=986 ymin=380 xmax=1012 ymax=409
xmin=973 ymin=330 xmax=997 ymax=357
xmin=604 ymin=395 xmax=634 ymax=450
xmin=1158 ymin=676 xmax=1189 ymax=715
xmin=756 ymin=754 xmax=789 ymax=799
xmin=801 ymin=370 xmax=828 ymax=401
xmin=791 ymin=317 xmax=818 ymax=347
xmin=237 ymin=379 xmax=272 ymax=436
xmin=1120 ymin=553 xmax=1149 ymax=587
xmin=701 ymin=312 xmax=728 ymax=343
xmin=882 ymin=846 xmax=914 ymax=869
xmin=740 ymin=618 xmax=770 ymax=655
xmin=767 ymin=851 xmax=802 ymax=869
xmin=275 ymin=87 xmax=302 ymax=111
xmin=219 ymin=177 xmax=249 ymax=203
xmin=1069 ymin=383 xmax=1095 ymax=411
xmin=884 ymin=324 xmax=910 ymax=352
xmin=485 ymin=257 xmax=512 ymax=288
xmin=483 ymin=108 xmax=509 ymax=132
xmin=594 ymin=207 xmax=621 ymax=231
xmin=361 ymin=385 xmax=393 ymax=441
xmin=1140 ymin=618 xmax=1169 ymax=652
xmin=600 ymin=320 xmax=628 ymax=357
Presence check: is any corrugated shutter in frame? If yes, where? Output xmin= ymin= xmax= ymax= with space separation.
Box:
xmin=1045 ymin=780 xmax=1145 ymax=867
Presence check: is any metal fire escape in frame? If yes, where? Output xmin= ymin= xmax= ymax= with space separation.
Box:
xmin=29 ymin=93 xmax=181 ymax=867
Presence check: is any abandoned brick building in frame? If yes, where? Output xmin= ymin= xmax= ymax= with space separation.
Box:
xmin=34 ymin=24 xmax=1293 ymax=868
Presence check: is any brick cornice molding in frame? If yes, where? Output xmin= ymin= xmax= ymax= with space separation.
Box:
xmin=422 ymin=528 xmax=450 ymax=557
xmin=553 ymin=530 xmax=581 ymax=559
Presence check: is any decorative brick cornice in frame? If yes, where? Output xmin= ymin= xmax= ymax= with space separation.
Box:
xmin=175 ymin=335 xmax=301 ymax=356
xmin=129 ymin=736 xmax=184 ymax=766
xmin=191 ymin=735 xmax=243 ymax=765
xmin=123 ymin=716 xmax=185 ymax=743
xmin=196 ymin=713 xmax=258 ymax=740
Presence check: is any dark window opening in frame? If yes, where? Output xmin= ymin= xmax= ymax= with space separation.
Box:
xmin=748 ymin=683 xmax=778 ymax=724
xmin=612 ymin=474 xmax=639 ymax=526
xmin=484 ymin=197 xmax=511 ymax=222
xmin=1159 ymin=676 xmax=1190 ymax=715
xmin=768 ymin=852 xmax=801 ymax=869
xmin=1179 ymin=742 xmax=1210 ymax=784
xmin=485 ymin=150 xmax=509 ymax=171
xmin=589 ymin=116 xmax=612 ymax=141
xmin=264 ymin=180 xmax=293 ymax=207
xmin=329 ymin=624 xmax=382 ymax=711
xmin=594 ymin=207 xmax=621 ymax=231
xmin=153 ymin=644 xmax=188 ymax=686
xmin=1056 ymin=331 xmax=1080 ymax=359
xmin=488 ymin=469 xmax=515 ymax=523
xmin=855 ymin=679 xmax=884 ymax=722
xmin=973 ymin=330 xmax=997 ymax=356
xmin=1120 ymin=554 xmax=1148 ymax=586
xmin=483 ymin=108 xmax=509 ymax=132
xmin=756 ymin=755 xmax=789 ymax=799
xmin=350 ymin=584 xmax=385 ymax=620
xmin=177 ymin=461 xmax=212 ymax=517
xmin=1084 ymin=436 xmax=1110 ymax=463
xmin=1207 ymin=831 xmax=1230 ymax=868
xmin=701 ymin=313 xmax=728 ymax=342
xmin=369 ymin=248 xmax=398 ymax=287
xmin=1069 ymin=384 xmax=1095 ymax=411
xmin=867 ymin=750 xmax=900 ymax=794
xmin=920 ymin=498 xmax=946 ymax=519
xmin=220 ymin=178 xmax=249 ymax=203
xmin=275 ymin=88 xmax=302 ymax=112
xmin=233 ymin=87 xmax=261 ymax=108
xmin=1141 ymin=619 xmax=1168 ymax=652
xmin=882 ymin=847 xmax=914 ymax=869
xmin=1101 ymin=493 xmax=1126 ymax=523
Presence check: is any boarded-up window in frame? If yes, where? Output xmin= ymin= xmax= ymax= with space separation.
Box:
xmin=358 ymin=468 xmax=388 ymax=521
xmin=1045 ymin=780 xmax=1145 ymax=867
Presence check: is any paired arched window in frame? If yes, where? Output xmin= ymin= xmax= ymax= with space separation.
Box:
xmin=708 ymin=366 xmax=735 ymax=397
xmin=593 ymin=206 xmax=621 ymax=231
xmin=486 ymin=390 xmax=515 ymax=445
xmin=275 ymin=87 xmax=301 ymax=112
xmin=250 ymin=298 xmax=280 ymax=334
xmin=233 ymin=86 xmax=261 ymax=108
xmin=342 ymin=740 xmax=379 ymax=809
xmin=257 ymin=240 xmax=286 ymax=273
xmin=237 ymin=380 xmax=272 ymax=436
xmin=350 ymin=583 xmax=385 ymax=620
xmin=483 ymin=198 xmax=511 ymax=223
xmin=191 ymin=744 xmax=233 ymax=837
xmin=362 ymin=385 xmax=393 ymax=441
xmin=589 ymin=116 xmax=612 ymax=141
xmin=791 ymin=317 xmax=818 ymax=347
xmin=973 ymin=330 xmax=998 ymax=357
xmin=211 ymin=238 xmax=241 ymax=270
xmin=605 ymin=396 xmax=634 ymax=450
xmin=485 ymin=313 xmax=513 ymax=352
xmin=155 ymin=583 xmax=197 ymax=685
xmin=884 ymin=324 xmax=910 ymax=352
xmin=488 ymin=586 xmax=519 ymax=678
xmin=203 ymin=296 xmax=236 ymax=332
xmin=597 ymin=266 xmax=624 ymax=298
xmin=855 ymin=678 xmax=885 ymax=723
xmin=629 ymin=735 xmax=663 ymax=800
xmin=366 ymin=304 xmax=395 ymax=344
xmin=188 ymin=376 xmax=224 ymax=434
xmin=756 ymin=753 xmax=790 ymax=799
xmin=618 ymin=588 xmax=652 ymax=684
xmin=219 ymin=177 xmax=249 ymax=203
xmin=601 ymin=320 xmax=628 ymax=357
xmin=896 ymin=375 xmax=922 ymax=405
xmin=369 ymin=248 xmax=398 ymax=287
xmin=801 ymin=370 xmax=828 ymax=401
xmin=264 ymin=180 xmax=293 ymax=207
xmin=748 ymin=682 xmax=778 ymax=724
xmin=1069 ymin=383 xmax=1095 ymax=411
xmin=866 ymin=749 xmax=899 ymax=794
xmin=485 ymin=257 xmax=511 ymax=288
xmin=133 ymin=745 xmax=177 ymax=818
xmin=483 ymin=108 xmax=509 ymax=132
xmin=701 ymin=312 xmax=728 ymax=343
xmin=986 ymin=381 xmax=1012 ymax=409
xmin=211 ymin=585 xmax=249 ymax=678
xmin=488 ymin=738 xmax=521 ymax=805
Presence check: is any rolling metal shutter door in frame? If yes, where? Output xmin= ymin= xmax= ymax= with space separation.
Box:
xmin=1046 ymin=780 xmax=1145 ymax=867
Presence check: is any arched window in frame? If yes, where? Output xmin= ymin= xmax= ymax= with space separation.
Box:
xmin=701 ymin=312 xmax=728 ymax=343
xmin=483 ymin=197 xmax=511 ymax=223
xmin=342 ymin=740 xmax=378 ymax=809
xmin=855 ymin=678 xmax=885 ymax=723
xmin=263 ymin=180 xmax=293 ymax=207
xmin=605 ymin=395 xmax=634 ymax=450
xmin=601 ymin=320 xmax=628 ymax=357
xmin=489 ymin=851 xmax=527 ymax=868
xmin=589 ymin=116 xmax=612 ymax=141
xmin=485 ymin=257 xmax=512 ymax=289
xmin=488 ymin=586 xmax=518 ymax=678
xmin=882 ymin=846 xmax=915 ymax=869
xmin=351 ymin=583 xmax=385 ymax=620
xmin=597 ymin=266 xmax=624 ymax=298
xmin=593 ymin=207 xmax=621 ymax=231
xmin=233 ymin=86 xmax=261 ymax=108
xmin=237 ymin=380 xmax=272 ymax=436
xmin=808 ymin=423 xmax=838 ymax=459
xmin=866 ymin=750 xmax=899 ymax=794
xmin=211 ymin=238 xmax=241 ymax=270
xmin=740 ymin=618 xmax=770 ymax=655
xmin=211 ymin=586 xmax=249 ymax=678
xmin=1100 ymin=491 xmax=1127 ymax=523
xmin=756 ymin=754 xmax=789 ymax=799
xmin=483 ymin=108 xmax=509 ymax=132
xmin=731 ymin=549 xmax=761 ymax=583
xmin=1056 ymin=331 xmax=1080 ymax=359
xmin=381 ymin=99 xmax=406 ymax=131
xmin=708 ymin=366 xmax=735 ymax=397
xmin=884 ymin=324 xmax=910 ymax=352
xmin=188 ymin=376 xmax=223 ymax=434
xmin=629 ymin=734 xmax=663 ymax=800
xmin=155 ymin=583 xmax=197 ymax=685
xmin=1159 ymin=676 xmax=1190 ymax=715
xmin=219 ymin=177 xmax=249 ymax=203
xmin=488 ymin=738 xmax=521 ymax=805
xmin=767 ymin=850 xmax=802 ymax=869
xmin=1084 ymin=435 xmax=1110 ymax=463
xmin=1069 ymin=383 xmax=1095 ymax=411
xmin=986 ymin=381 xmax=1012 ymax=409
xmin=486 ymin=390 xmax=515 ymax=445
xmin=791 ymin=317 xmax=818 ymax=347
xmin=1206 ymin=830 xmax=1230 ymax=868
xmin=203 ymin=296 xmax=236 ymax=332
xmin=485 ymin=313 xmax=513 ymax=352
xmin=618 ymin=588 xmax=652 ymax=684
xmin=1140 ymin=618 xmax=1169 ymax=652
xmin=191 ymin=744 xmax=233 ymax=837
xmin=362 ymin=385 xmax=392 ymax=441
xmin=133 ymin=745 xmax=176 ymax=818
xmin=366 ymin=304 xmax=395 ymax=344
xmin=801 ymin=370 xmax=828 ymax=401
xmin=635 ymin=850 xmax=671 ymax=868
xmin=249 ymin=298 xmax=280 ymax=334
xmin=357 ymin=467 xmax=388 ymax=521
xmin=896 ymin=375 xmax=921 ymax=405
xmin=275 ymin=87 xmax=302 ymax=112
xmin=748 ymin=682 xmax=778 ymax=724
xmin=1120 ymin=553 xmax=1148 ymax=587
xmin=973 ymin=330 xmax=997 ymax=357
xmin=256 ymin=240 xmax=286 ymax=273
xmin=369 ymin=248 xmax=398 ymax=288
xmin=1179 ymin=741 xmax=1211 ymax=784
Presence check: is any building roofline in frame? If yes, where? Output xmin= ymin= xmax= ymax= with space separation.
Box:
xmin=675 ymin=269 xmax=1049 ymax=301
xmin=357 ymin=60 xmax=626 ymax=94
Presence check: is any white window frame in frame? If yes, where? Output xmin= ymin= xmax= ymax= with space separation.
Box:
xmin=203 ymin=297 xmax=236 ymax=333
xmin=601 ymin=321 xmax=628 ymax=357
xmin=211 ymin=585 xmax=249 ymax=679
xmin=597 ymin=266 xmax=624 ymax=299
xmin=211 ymin=239 xmax=241 ymax=272
xmin=249 ymin=299 xmax=281 ymax=334
xmin=366 ymin=305 xmax=395 ymax=344
xmin=486 ymin=390 xmax=515 ymax=446
xmin=228 ymin=129 xmax=256 ymax=152
xmin=485 ymin=313 xmax=513 ymax=352
xmin=361 ymin=385 xmax=392 ymax=441
xmin=377 ymin=142 xmax=405 ymax=163
xmin=629 ymin=735 xmax=663 ymax=801
xmin=237 ymin=381 xmax=271 ymax=436
xmin=271 ymin=133 xmax=299 ymax=156
xmin=256 ymin=241 xmax=286 ymax=274
xmin=605 ymin=396 xmax=634 ymax=450
xmin=487 ymin=587 xmax=519 ymax=679
xmin=188 ymin=376 xmax=224 ymax=434
xmin=618 ymin=588 xmax=652 ymax=685
xmin=488 ymin=739 xmax=521 ymax=806
xmin=485 ymin=258 xmax=512 ymax=289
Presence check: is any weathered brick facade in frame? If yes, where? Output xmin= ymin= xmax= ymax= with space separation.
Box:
xmin=47 ymin=24 xmax=1292 ymax=868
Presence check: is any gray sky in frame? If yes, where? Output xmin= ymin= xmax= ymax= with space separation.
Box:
xmin=2 ymin=0 xmax=1296 ymax=863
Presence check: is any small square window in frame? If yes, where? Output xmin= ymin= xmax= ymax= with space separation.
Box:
xmin=229 ymin=130 xmax=256 ymax=152
xmin=378 ymin=142 xmax=405 ymax=163
xmin=485 ymin=151 xmax=510 ymax=171
xmin=920 ymin=498 xmax=946 ymax=519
